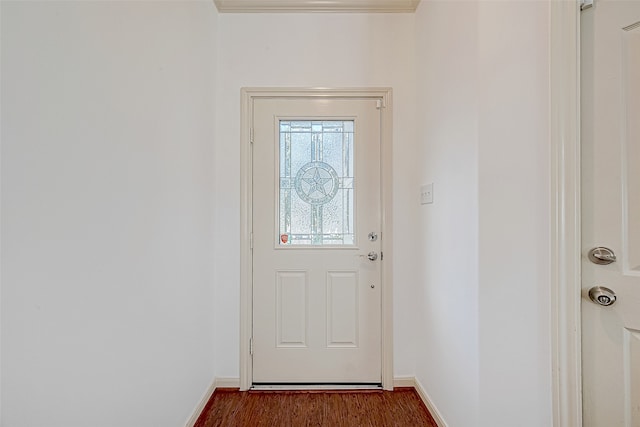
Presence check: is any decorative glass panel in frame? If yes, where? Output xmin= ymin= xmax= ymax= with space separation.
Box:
xmin=279 ymin=120 xmax=354 ymax=246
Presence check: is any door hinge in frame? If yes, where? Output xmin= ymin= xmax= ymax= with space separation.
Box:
xmin=250 ymin=128 xmax=254 ymax=144
xmin=580 ymin=0 xmax=593 ymax=11
xmin=249 ymin=337 xmax=253 ymax=356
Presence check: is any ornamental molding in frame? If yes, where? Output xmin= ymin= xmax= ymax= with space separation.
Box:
xmin=214 ymin=0 xmax=420 ymax=13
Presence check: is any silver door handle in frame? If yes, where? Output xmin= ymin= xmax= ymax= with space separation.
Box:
xmin=367 ymin=251 xmax=378 ymax=261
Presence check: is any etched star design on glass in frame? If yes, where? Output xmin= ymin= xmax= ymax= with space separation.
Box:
xmin=295 ymin=161 xmax=340 ymax=205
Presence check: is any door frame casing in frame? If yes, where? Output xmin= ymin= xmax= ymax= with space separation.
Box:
xmin=550 ymin=1 xmax=582 ymax=426
xmin=239 ymin=88 xmax=394 ymax=391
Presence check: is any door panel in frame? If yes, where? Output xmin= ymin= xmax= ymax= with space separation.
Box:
xmin=252 ymin=97 xmax=382 ymax=384
xmin=276 ymin=271 xmax=308 ymax=347
xmin=581 ymin=1 xmax=640 ymax=425
xmin=326 ymin=271 xmax=359 ymax=348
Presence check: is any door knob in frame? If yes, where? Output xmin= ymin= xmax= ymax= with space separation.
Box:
xmin=588 ymin=286 xmax=617 ymax=307
xmin=588 ymin=247 xmax=616 ymax=265
xmin=367 ymin=251 xmax=378 ymax=261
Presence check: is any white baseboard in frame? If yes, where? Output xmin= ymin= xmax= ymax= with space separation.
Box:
xmin=412 ymin=377 xmax=448 ymax=427
xmin=393 ymin=376 xmax=416 ymax=388
xmin=184 ymin=378 xmax=217 ymax=427
xmin=214 ymin=377 xmax=240 ymax=388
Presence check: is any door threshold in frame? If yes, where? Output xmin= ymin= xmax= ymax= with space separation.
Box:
xmin=251 ymin=383 xmax=383 ymax=391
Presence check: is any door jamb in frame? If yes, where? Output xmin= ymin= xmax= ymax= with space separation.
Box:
xmin=239 ymin=88 xmax=394 ymax=391
xmin=550 ymin=1 xmax=582 ymax=426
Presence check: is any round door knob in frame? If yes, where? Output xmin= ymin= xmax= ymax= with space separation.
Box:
xmin=367 ymin=251 xmax=378 ymax=261
xmin=588 ymin=286 xmax=617 ymax=307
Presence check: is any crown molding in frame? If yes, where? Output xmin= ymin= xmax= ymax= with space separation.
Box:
xmin=214 ymin=0 xmax=420 ymax=13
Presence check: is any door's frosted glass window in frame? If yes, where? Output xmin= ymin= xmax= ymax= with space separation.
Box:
xmin=279 ymin=120 xmax=354 ymax=246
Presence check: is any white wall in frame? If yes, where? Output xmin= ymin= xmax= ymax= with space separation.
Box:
xmin=414 ymin=1 xmax=552 ymax=426
xmin=1 ymin=2 xmax=556 ymax=426
xmin=1 ymin=2 xmax=218 ymax=426
xmin=476 ymin=2 xmax=551 ymax=425
xmin=214 ymin=13 xmax=418 ymax=378
xmin=414 ymin=1 xmax=480 ymax=426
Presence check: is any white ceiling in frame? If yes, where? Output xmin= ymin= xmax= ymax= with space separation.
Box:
xmin=213 ymin=0 xmax=421 ymax=13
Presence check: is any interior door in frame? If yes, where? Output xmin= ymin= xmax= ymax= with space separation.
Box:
xmin=251 ymin=97 xmax=382 ymax=384
xmin=581 ymin=1 xmax=640 ymax=425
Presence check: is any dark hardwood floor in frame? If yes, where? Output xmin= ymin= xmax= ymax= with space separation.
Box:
xmin=194 ymin=387 xmax=438 ymax=427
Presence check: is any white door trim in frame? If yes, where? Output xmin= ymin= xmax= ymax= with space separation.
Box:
xmin=214 ymin=0 xmax=420 ymax=13
xmin=550 ymin=1 xmax=582 ymax=426
xmin=239 ymin=88 xmax=394 ymax=391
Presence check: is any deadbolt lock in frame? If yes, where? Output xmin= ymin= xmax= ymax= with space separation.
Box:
xmin=588 ymin=247 xmax=617 ymax=265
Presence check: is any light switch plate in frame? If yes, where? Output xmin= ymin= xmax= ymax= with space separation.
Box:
xmin=420 ymin=183 xmax=433 ymax=205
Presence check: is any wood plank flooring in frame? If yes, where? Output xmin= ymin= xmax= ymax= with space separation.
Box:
xmin=194 ymin=388 xmax=438 ymax=427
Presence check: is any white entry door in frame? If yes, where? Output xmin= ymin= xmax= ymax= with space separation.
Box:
xmin=251 ymin=96 xmax=382 ymax=384
xmin=581 ymin=1 xmax=640 ymax=425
